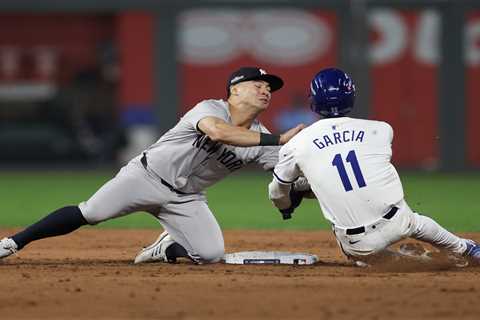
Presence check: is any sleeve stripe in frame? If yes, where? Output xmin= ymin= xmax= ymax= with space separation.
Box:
xmin=273 ymin=171 xmax=298 ymax=184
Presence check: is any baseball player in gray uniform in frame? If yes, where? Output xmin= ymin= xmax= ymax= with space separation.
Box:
xmin=0 ymin=67 xmax=304 ymax=264
xmin=268 ymin=68 xmax=480 ymax=266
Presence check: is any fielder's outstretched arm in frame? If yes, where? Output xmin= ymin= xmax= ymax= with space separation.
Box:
xmin=198 ymin=116 xmax=304 ymax=147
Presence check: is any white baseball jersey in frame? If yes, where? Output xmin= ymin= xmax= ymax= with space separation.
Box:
xmin=270 ymin=117 xmax=404 ymax=228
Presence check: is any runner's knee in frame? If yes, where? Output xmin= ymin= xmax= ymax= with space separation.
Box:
xmin=409 ymin=212 xmax=435 ymax=239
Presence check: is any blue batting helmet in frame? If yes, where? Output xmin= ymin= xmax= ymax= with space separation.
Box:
xmin=310 ymin=68 xmax=355 ymax=117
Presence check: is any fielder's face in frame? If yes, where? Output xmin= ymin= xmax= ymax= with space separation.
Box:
xmin=232 ymin=80 xmax=272 ymax=110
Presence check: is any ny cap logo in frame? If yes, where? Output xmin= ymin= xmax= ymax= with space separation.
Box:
xmin=259 ymin=69 xmax=267 ymax=75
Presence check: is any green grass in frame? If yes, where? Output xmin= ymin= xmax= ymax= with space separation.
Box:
xmin=0 ymin=170 xmax=479 ymax=231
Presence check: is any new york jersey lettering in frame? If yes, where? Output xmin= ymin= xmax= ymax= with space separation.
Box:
xmin=193 ymin=134 xmax=244 ymax=171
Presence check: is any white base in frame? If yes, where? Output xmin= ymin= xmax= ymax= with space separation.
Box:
xmin=223 ymin=251 xmax=318 ymax=265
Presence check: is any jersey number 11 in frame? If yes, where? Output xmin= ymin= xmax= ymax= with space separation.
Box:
xmin=332 ymin=150 xmax=366 ymax=192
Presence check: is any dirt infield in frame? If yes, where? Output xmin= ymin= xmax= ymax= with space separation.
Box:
xmin=0 ymin=228 xmax=479 ymax=320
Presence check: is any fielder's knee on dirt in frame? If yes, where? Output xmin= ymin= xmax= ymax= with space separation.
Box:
xmin=191 ymin=243 xmax=225 ymax=263
xmin=78 ymin=201 xmax=119 ymax=225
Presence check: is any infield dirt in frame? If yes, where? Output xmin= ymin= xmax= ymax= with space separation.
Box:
xmin=0 ymin=228 xmax=479 ymax=320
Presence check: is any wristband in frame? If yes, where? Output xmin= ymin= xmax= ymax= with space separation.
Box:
xmin=259 ymin=133 xmax=280 ymax=146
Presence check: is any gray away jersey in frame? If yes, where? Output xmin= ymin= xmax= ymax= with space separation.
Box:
xmin=144 ymin=99 xmax=279 ymax=194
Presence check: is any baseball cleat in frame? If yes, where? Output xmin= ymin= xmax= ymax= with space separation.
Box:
xmin=134 ymin=231 xmax=175 ymax=264
xmin=464 ymin=240 xmax=480 ymax=263
xmin=0 ymin=237 xmax=18 ymax=259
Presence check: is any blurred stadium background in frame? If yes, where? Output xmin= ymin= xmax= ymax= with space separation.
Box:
xmin=0 ymin=0 xmax=479 ymax=230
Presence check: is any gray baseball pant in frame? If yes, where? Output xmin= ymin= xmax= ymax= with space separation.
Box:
xmin=78 ymin=156 xmax=224 ymax=263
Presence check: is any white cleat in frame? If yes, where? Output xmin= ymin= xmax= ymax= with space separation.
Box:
xmin=134 ymin=231 xmax=175 ymax=264
xmin=0 ymin=237 xmax=18 ymax=259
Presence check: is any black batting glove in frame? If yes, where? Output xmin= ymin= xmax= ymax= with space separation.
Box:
xmin=279 ymin=186 xmax=308 ymax=220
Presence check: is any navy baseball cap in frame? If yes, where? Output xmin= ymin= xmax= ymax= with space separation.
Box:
xmin=226 ymin=67 xmax=284 ymax=95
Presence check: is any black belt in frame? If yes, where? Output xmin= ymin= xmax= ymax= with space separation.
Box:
xmin=141 ymin=153 xmax=189 ymax=195
xmin=345 ymin=206 xmax=399 ymax=235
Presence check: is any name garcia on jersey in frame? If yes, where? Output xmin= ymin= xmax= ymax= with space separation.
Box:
xmin=192 ymin=134 xmax=244 ymax=171
xmin=313 ymin=130 xmax=365 ymax=150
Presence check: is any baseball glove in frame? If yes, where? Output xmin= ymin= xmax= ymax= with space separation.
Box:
xmin=279 ymin=186 xmax=310 ymax=220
